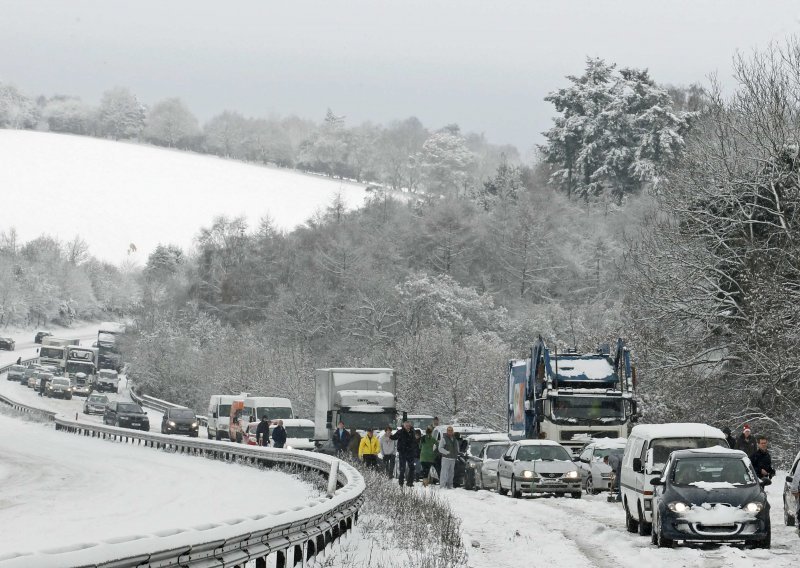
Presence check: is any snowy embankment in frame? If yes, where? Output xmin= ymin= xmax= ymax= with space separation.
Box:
xmin=0 ymin=130 xmax=368 ymax=263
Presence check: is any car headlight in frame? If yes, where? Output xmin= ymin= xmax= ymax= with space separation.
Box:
xmin=563 ymin=470 xmax=579 ymax=479
xmin=168 ymin=421 xmax=176 ymax=427
xmin=668 ymin=502 xmax=689 ymax=513
xmin=286 ymin=445 xmax=293 ymax=450
xmin=744 ymin=502 xmax=763 ymax=514
xmin=191 ymin=422 xmax=198 ymax=428
xmin=522 ymin=470 xmax=534 ymax=478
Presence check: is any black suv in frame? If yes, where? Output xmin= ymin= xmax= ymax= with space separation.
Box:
xmin=161 ymin=407 xmax=199 ymax=437
xmin=0 ymin=337 xmax=15 ymax=351
xmin=104 ymin=401 xmax=150 ymax=431
xmin=34 ymin=331 xmax=52 ymax=344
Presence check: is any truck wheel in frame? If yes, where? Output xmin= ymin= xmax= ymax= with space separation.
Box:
xmin=625 ymin=501 xmax=639 ymax=533
xmin=637 ymin=504 xmax=652 ymax=536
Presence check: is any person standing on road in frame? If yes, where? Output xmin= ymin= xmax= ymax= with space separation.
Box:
xmin=15 ymin=356 xmax=21 ymax=365
xmin=348 ymin=428 xmax=362 ymax=461
xmin=271 ymin=419 xmax=287 ymax=448
xmin=438 ymin=426 xmax=458 ymax=489
xmin=332 ymin=421 xmax=350 ymax=456
xmin=750 ymin=436 xmax=775 ymax=480
xmin=359 ymin=428 xmax=380 ymax=468
xmin=255 ymin=415 xmax=271 ymax=447
xmin=380 ymin=426 xmax=396 ymax=479
xmin=605 ymin=453 xmax=622 ymax=501
xmin=735 ymin=424 xmax=757 ymax=456
xmin=419 ymin=426 xmax=437 ymax=486
xmin=391 ymin=420 xmax=418 ymax=487
xmin=722 ymin=427 xmax=736 ymax=450
xmin=431 ymin=417 xmax=442 ymax=481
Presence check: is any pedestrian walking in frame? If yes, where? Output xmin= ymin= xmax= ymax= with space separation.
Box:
xmin=419 ymin=426 xmax=437 ymax=486
xmin=735 ymin=424 xmax=757 ymax=456
xmin=255 ymin=415 xmax=271 ymax=447
xmin=348 ymin=428 xmax=362 ymax=461
xmin=750 ymin=436 xmax=775 ymax=480
xmin=380 ymin=426 xmax=396 ymax=479
xmin=390 ymin=420 xmax=418 ymax=487
xmin=271 ymin=419 xmax=287 ymax=448
xmin=332 ymin=421 xmax=351 ymax=456
xmin=359 ymin=428 xmax=380 ymax=468
xmin=438 ymin=426 xmax=458 ymax=489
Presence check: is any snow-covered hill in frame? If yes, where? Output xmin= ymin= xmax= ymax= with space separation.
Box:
xmin=0 ymin=130 xmax=367 ymax=263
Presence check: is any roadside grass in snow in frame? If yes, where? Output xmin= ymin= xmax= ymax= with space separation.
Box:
xmin=316 ymin=465 xmax=467 ymax=568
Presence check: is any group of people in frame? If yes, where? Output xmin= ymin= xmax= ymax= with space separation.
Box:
xmin=331 ymin=417 xmax=463 ymax=489
xmin=254 ymin=415 xmax=287 ymax=448
xmin=723 ymin=424 xmax=776 ymax=480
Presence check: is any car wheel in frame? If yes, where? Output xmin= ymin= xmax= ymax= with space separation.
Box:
xmin=638 ymin=503 xmax=652 ymax=536
xmin=753 ymin=518 xmax=771 ymax=549
xmin=656 ymin=513 xmax=674 ymax=548
xmin=586 ymin=476 xmax=597 ymax=495
xmin=571 ymin=491 xmax=582 ymax=499
xmin=785 ymin=496 xmax=796 ymax=526
xmin=511 ymin=476 xmax=522 ymax=499
xmin=625 ymin=500 xmax=639 ymax=533
xmin=498 ymin=473 xmax=508 ymax=496
xmin=650 ymin=511 xmax=658 ymax=545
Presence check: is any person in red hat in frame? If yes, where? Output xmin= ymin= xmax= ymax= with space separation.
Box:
xmin=735 ymin=424 xmax=757 ymax=456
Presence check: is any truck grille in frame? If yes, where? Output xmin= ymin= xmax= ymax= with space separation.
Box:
xmin=560 ymin=431 xmax=618 ymax=441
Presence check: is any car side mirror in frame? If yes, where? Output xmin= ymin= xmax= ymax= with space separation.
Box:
xmin=632 ymin=457 xmax=642 ymax=473
xmin=787 ymin=475 xmax=793 ymax=483
xmin=650 ymin=477 xmax=663 ymax=486
xmin=503 ymin=455 xmax=512 ymax=461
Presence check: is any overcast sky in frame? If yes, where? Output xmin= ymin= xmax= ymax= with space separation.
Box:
xmin=2 ymin=1 xmax=799 ymax=151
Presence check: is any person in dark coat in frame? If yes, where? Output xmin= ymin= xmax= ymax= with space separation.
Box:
xmin=750 ymin=436 xmax=775 ymax=480
xmin=722 ymin=427 xmax=736 ymax=450
xmin=348 ymin=428 xmax=362 ymax=460
xmin=15 ymin=356 xmax=22 ymax=365
xmin=390 ymin=421 xmax=418 ymax=487
xmin=255 ymin=415 xmax=271 ymax=446
xmin=332 ymin=421 xmax=350 ymax=455
xmin=735 ymin=424 xmax=757 ymax=456
xmin=271 ymin=420 xmax=287 ymax=448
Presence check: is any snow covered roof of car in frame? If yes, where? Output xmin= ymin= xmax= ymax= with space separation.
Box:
xmin=271 ymin=418 xmax=314 ymax=427
xmin=465 ymin=433 xmax=510 ymax=442
xmin=587 ymin=437 xmax=627 ymax=449
xmin=672 ymin=446 xmax=746 ymax=457
xmin=629 ymin=423 xmax=725 ymax=439
xmin=514 ymin=439 xmax=562 ymax=447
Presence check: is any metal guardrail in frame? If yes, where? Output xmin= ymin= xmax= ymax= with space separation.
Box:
xmin=0 ymin=386 xmax=365 ymax=568
xmin=129 ymin=386 xmax=210 ymax=427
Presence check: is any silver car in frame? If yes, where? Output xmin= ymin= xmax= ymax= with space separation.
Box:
xmin=474 ymin=441 xmax=511 ymax=490
xmin=497 ymin=440 xmax=582 ymax=499
xmin=83 ymin=393 xmax=110 ymax=415
xmin=575 ymin=438 xmax=627 ymax=494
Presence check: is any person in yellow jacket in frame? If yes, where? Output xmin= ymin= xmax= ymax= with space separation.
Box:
xmin=358 ymin=428 xmax=380 ymax=468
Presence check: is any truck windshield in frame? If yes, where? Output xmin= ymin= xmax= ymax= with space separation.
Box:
xmin=98 ymin=332 xmax=116 ymax=344
xmin=66 ymin=362 xmax=94 ymax=374
xmin=339 ymin=411 xmax=396 ymax=432
xmin=550 ymin=397 xmax=625 ymax=425
xmin=40 ymin=347 xmax=64 ymax=359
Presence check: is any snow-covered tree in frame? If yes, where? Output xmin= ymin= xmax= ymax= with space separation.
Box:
xmin=43 ymin=96 xmax=94 ymax=134
xmin=143 ymin=97 xmax=199 ymax=148
xmin=297 ymin=109 xmax=350 ymax=177
xmin=0 ymin=82 xmax=40 ymax=129
xmin=203 ymin=111 xmax=248 ymax=158
xmin=97 ymin=87 xmax=145 ymax=139
xmin=420 ymin=128 xmax=476 ymax=196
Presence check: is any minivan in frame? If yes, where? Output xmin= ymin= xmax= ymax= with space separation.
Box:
xmin=243 ymin=396 xmax=294 ymax=422
xmin=207 ymin=394 xmax=240 ymax=441
xmin=620 ymin=423 xmax=727 ymax=536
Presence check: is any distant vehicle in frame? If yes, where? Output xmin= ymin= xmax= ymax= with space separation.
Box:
xmin=402 ymin=414 xmax=435 ymax=431
xmin=34 ymin=372 xmax=55 ymax=392
xmin=472 ymin=441 xmax=512 ymax=491
xmin=272 ymin=419 xmax=315 ymax=450
xmin=784 ymin=450 xmax=800 ymax=527
xmin=0 ymin=337 xmax=15 ymax=351
xmin=39 ymin=337 xmax=79 ymax=371
xmin=497 ymin=440 xmax=582 ymax=499
xmin=160 ymin=407 xmax=199 ymax=437
xmin=46 ymin=377 xmax=73 ymax=400
xmin=207 ymin=394 xmax=242 ymax=441
xmin=95 ymin=369 xmax=120 ymax=393
xmin=650 ymin=448 xmax=771 ymax=548
xmin=71 ymin=372 xmax=92 ymax=397
xmin=83 ymin=393 xmax=109 ymax=415
xmin=65 ymin=345 xmax=98 ymax=391
xmin=620 ymin=423 xmax=728 ymax=536
xmin=34 ymin=331 xmax=52 ymax=344
xmin=463 ymin=433 xmax=510 ymax=490
xmin=243 ymin=396 xmax=294 ymax=422
xmin=575 ymin=438 xmax=627 ymax=494
xmin=229 ymin=399 xmax=248 ymax=443
xmin=244 ymin=422 xmax=261 ymax=446
xmin=6 ymin=364 xmax=26 ymax=382
xmin=104 ymin=401 xmax=149 ymax=430
xmin=97 ymin=322 xmax=125 ymax=372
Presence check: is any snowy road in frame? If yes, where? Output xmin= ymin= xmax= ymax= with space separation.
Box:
xmin=443 ymin=483 xmax=798 ymax=568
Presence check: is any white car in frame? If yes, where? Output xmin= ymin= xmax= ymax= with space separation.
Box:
xmin=497 ymin=440 xmax=582 ymax=499
xmin=575 ymin=438 xmax=627 ymax=494
xmin=473 ymin=441 xmax=512 ymax=490
xmin=83 ymin=393 xmax=109 ymax=415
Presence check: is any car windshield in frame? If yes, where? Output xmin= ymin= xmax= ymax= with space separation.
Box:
xmin=671 ymin=457 xmax=755 ymax=486
xmin=52 ymin=378 xmax=70 ymax=386
xmin=594 ymin=447 xmax=624 ymax=460
xmin=170 ymin=409 xmax=195 ymax=419
xmin=469 ymin=441 xmax=489 ymax=456
xmin=284 ymin=426 xmax=315 ymax=439
xmin=516 ymin=445 xmax=572 ymax=461
xmin=88 ymin=395 xmax=108 ymax=403
xmin=118 ymin=403 xmax=142 ymax=413
xmin=486 ymin=444 xmax=510 ymax=459
xmin=650 ymin=438 xmax=727 ymax=466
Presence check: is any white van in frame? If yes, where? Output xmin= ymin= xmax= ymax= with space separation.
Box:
xmin=207 ymin=395 xmax=239 ymax=440
xmin=243 ymin=396 xmax=294 ymax=422
xmin=271 ymin=418 xmax=315 ymax=450
xmin=620 ymin=423 xmax=727 ymax=535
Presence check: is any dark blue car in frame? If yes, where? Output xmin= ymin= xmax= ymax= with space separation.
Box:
xmin=650 ymin=448 xmax=771 ymax=548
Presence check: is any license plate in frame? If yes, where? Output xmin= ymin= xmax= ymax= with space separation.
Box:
xmin=131 ymin=422 xmax=141 ymax=427
xmin=540 ymin=478 xmax=558 ymax=483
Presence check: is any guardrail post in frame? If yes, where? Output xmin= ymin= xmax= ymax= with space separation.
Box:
xmin=327 ymin=460 xmax=339 ymax=497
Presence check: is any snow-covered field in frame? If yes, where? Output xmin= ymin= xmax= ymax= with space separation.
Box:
xmin=0 ymin=130 xmax=368 ymax=263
